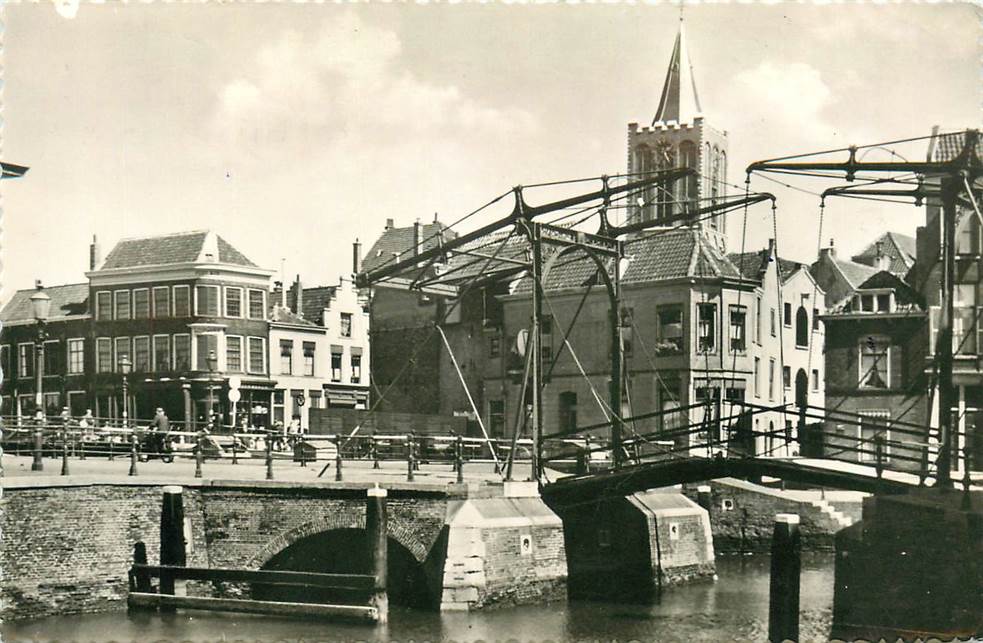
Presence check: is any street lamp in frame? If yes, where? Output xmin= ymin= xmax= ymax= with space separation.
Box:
xmin=118 ymin=355 xmax=132 ymax=428
xmin=206 ymin=350 xmax=218 ymax=430
xmin=30 ymin=281 xmax=50 ymax=472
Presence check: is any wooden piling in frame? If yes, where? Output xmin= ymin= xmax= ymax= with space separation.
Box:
xmin=159 ymin=485 xmax=187 ymax=610
xmin=768 ymin=513 xmax=801 ymax=643
xmin=128 ymin=432 xmax=138 ymax=477
xmin=335 ymin=436 xmax=343 ymax=482
xmin=61 ymin=430 xmax=70 ymax=476
xmin=455 ymin=434 xmax=464 ymax=484
xmin=132 ymin=542 xmax=153 ymax=593
xmin=366 ymin=486 xmax=389 ymax=624
xmin=266 ymin=432 xmax=274 ymax=480
xmin=194 ymin=432 xmax=204 ymax=479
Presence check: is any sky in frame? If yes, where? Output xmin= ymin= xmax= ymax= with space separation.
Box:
xmin=1 ymin=2 xmax=980 ymax=299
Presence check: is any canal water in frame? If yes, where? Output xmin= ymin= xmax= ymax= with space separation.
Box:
xmin=3 ymin=554 xmax=836 ymax=643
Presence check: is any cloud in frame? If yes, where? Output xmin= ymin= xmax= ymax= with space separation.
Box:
xmin=211 ymin=13 xmax=536 ymax=153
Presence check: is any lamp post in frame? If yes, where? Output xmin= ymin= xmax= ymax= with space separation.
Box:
xmin=29 ymin=282 xmax=50 ymax=472
xmin=118 ymin=355 xmax=132 ymax=428
xmin=206 ymin=350 xmax=218 ymax=430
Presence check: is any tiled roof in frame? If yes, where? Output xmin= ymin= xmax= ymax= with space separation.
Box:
xmin=829 ymin=270 xmax=924 ymax=314
xmin=850 ymin=231 xmax=915 ymax=275
xmin=99 ymin=230 xmax=257 ymax=270
xmin=287 ymin=286 xmax=338 ymax=324
xmin=728 ymin=249 xmax=804 ymax=283
xmin=361 ymin=221 xmax=458 ymax=274
xmin=832 ymin=256 xmax=878 ymax=289
xmin=0 ymin=283 xmax=89 ymax=323
xmin=512 ymin=229 xmax=741 ymax=294
xmin=440 ymin=232 xmax=529 ymax=285
xmin=933 ymin=130 xmax=983 ymax=163
xmin=270 ymin=305 xmax=318 ymax=327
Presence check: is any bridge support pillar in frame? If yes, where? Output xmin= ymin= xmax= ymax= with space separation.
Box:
xmin=768 ymin=513 xmax=801 ymax=643
xmin=159 ymin=486 xmax=187 ymax=611
xmin=365 ymin=486 xmax=388 ymax=623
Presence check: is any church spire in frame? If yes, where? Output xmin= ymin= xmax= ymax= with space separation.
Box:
xmin=652 ymin=21 xmax=702 ymax=126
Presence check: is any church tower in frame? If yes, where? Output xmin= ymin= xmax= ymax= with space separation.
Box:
xmin=627 ymin=20 xmax=729 ymax=251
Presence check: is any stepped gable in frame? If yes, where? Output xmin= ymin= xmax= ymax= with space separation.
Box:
xmin=0 ymin=283 xmax=89 ymax=323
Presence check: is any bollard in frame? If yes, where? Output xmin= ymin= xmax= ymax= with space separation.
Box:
xmin=61 ymin=430 xmax=70 ymax=476
xmin=696 ymin=485 xmax=712 ymax=511
xmin=265 ymin=431 xmax=274 ymax=480
xmin=79 ymin=430 xmax=86 ymax=460
xmin=128 ymin=432 xmax=138 ymax=477
xmin=335 ymin=436 xmax=343 ymax=482
xmin=768 ymin=513 xmax=801 ymax=643
xmin=132 ymin=541 xmax=153 ymax=594
xmin=32 ymin=426 xmax=44 ymax=472
xmin=108 ymin=435 xmax=115 ymax=461
xmin=194 ymin=432 xmax=204 ymax=479
xmin=231 ymin=437 xmax=238 ymax=465
xmin=456 ymin=434 xmax=464 ymax=484
xmin=406 ymin=435 xmax=415 ymax=482
xmin=159 ymin=486 xmax=187 ymax=610
xmin=372 ymin=436 xmax=380 ymax=470
xmin=366 ymin=486 xmax=389 ymax=623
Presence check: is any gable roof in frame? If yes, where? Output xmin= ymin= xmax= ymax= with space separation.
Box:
xmin=932 ymin=129 xmax=983 ymax=163
xmin=830 ymin=256 xmax=878 ymax=290
xmin=728 ymin=248 xmax=805 ymax=284
xmin=286 ymin=286 xmax=338 ymax=325
xmin=829 ymin=270 xmax=924 ymax=314
xmin=361 ymin=221 xmax=458 ymax=275
xmin=850 ymin=231 xmax=916 ymax=275
xmin=99 ymin=230 xmax=257 ymax=270
xmin=269 ymin=305 xmax=318 ymax=328
xmin=1 ymin=283 xmax=89 ymax=324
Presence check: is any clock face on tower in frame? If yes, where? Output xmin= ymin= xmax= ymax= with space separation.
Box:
xmin=656 ymin=141 xmax=675 ymax=168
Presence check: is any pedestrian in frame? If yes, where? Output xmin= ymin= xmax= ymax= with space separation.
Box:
xmin=79 ymin=409 xmax=94 ymax=429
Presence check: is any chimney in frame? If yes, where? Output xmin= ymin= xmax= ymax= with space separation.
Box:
xmin=274 ymin=280 xmax=285 ymax=308
xmin=874 ymin=243 xmax=891 ymax=271
xmin=293 ymin=275 xmax=303 ymax=317
xmin=767 ymin=238 xmax=776 ymax=262
xmin=352 ymin=238 xmax=362 ymax=273
xmin=89 ymin=235 xmax=100 ymax=271
xmin=385 ymin=218 xmax=395 ymax=231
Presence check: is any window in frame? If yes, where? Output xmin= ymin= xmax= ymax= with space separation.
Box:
xmin=114 ymin=337 xmax=131 ymax=371
xmin=351 ymin=353 xmax=362 ymax=383
xmin=795 ymin=306 xmax=809 ymax=348
xmin=620 ymin=306 xmax=634 ymax=357
xmin=43 ymin=340 xmax=60 ymax=375
xmin=697 ymin=302 xmax=716 ymax=353
xmin=96 ymin=291 xmax=112 ymax=320
xmin=812 ymin=369 xmax=820 ymax=392
xmin=133 ymin=289 xmax=150 ymax=320
xmin=656 ymin=306 xmax=684 ymax=354
xmin=783 ymin=366 xmax=791 ymax=389
xmin=153 ymin=286 xmax=170 ymax=318
xmin=489 ymin=335 xmax=501 ymax=358
xmin=768 ymin=359 xmax=775 ymax=401
xmin=248 ymin=337 xmax=265 ymax=374
xmin=755 ymin=296 xmax=762 ymax=343
xmin=67 ymin=339 xmax=84 ymax=375
xmin=153 ymin=335 xmax=170 ymax=372
xmin=770 ymin=308 xmax=776 ymax=337
xmin=729 ymin=305 xmax=746 ymax=352
xmin=303 ymin=342 xmax=316 ymax=377
xmin=489 ymin=400 xmax=505 ymax=436
xmin=273 ymin=389 xmax=285 ymax=424
xmin=859 ymin=411 xmax=891 ymax=462
xmin=225 ymin=336 xmax=242 ymax=373
xmin=196 ymin=334 xmax=219 ymax=371
xmin=954 ymin=284 xmax=977 ymax=355
xmin=0 ymin=345 xmax=9 ymax=378
xmin=559 ymin=392 xmax=578 ymax=434
xmin=196 ymin=285 xmax=220 ymax=316
xmin=173 ymin=286 xmax=191 ymax=317
xmin=877 ymin=294 xmax=890 ymax=312
xmin=753 ymin=357 xmax=761 ymax=398
xmin=860 ymin=336 xmax=889 ymax=389
xmin=115 ymin=290 xmax=131 ymax=320
xmin=280 ymin=340 xmax=294 ymax=375
xmin=173 ymin=334 xmax=191 ymax=371
xmin=331 ymin=351 xmax=342 ymax=382
xmin=225 ymin=287 xmax=243 ymax=318
xmin=340 ymin=313 xmax=352 ymax=338
xmin=18 ymin=343 xmax=34 ymax=378
xmin=861 ymin=294 xmax=874 ymax=312
xmin=783 ymin=302 xmax=792 ymax=327
xmin=248 ymin=289 xmax=265 ymax=319
xmin=133 ymin=336 xmax=151 ymax=372
xmin=96 ymin=338 xmax=112 ymax=373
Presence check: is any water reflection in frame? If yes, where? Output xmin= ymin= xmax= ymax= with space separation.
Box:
xmin=3 ymin=554 xmax=836 ymax=643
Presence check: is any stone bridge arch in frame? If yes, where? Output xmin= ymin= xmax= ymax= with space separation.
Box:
xmin=246 ymin=512 xmax=432 ymax=570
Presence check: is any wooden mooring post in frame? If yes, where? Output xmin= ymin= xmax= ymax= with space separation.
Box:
xmin=159 ymin=485 xmax=187 ymax=611
xmin=366 ymin=486 xmax=389 ymax=623
xmin=768 ymin=513 xmax=801 ymax=643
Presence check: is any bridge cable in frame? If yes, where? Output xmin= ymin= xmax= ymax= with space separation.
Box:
xmin=771 ymin=199 xmax=791 ymax=456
